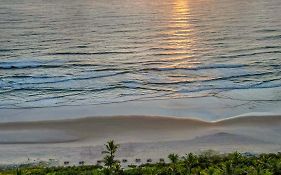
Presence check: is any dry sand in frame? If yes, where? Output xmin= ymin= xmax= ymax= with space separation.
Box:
xmin=0 ymin=115 xmax=281 ymax=165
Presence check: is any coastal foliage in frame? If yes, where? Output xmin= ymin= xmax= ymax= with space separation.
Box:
xmin=1 ymin=141 xmax=281 ymax=175
xmin=102 ymin=140 xmax=121 ymax=175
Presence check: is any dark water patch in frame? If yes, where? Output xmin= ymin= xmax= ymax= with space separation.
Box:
xmin=0 ymin=48 xmax=23 ymax=52
xmin=146 ymin=47 xmax=185 ymax=52
xmin=218 ymin=50 xmax=281 ymax=59
xmin=256 ymin=35 xmax=281 ymax=41
xmin=254 ymin=29 xmax=279 ymax=33
xmin=40 ymin=38 xmax=72 ymax=43
xmin=0 ymin=61 xmax=64 ymax=69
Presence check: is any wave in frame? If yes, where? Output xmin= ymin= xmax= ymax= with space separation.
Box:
xmin=3 ymin=60 xmax=269 ymax=73
xmin=0 ymin=48 xmax=22 ymax=52
xmin=141 ymin=63 xmax=247 ymax=71
xmin=205 ymin=72 xmax=274 ymax=82
xmin=0 ymin=60 xmax=64 ymax=69
xmin=149 ymin=52 xmax=192 ymax=56
xmin=48 ymin=51 xmax=136 ymax=55
xmin=228 ymin=45 xmax=281 ymax=54
xmin=147 ymin=72 xmax=274 ymax=85
xmin=176 ymin=82 xmax=281 ymax=94
xmin=4 ymin=84 xmax=171 ymax=94
xmin=0 ymin=59 xmax=114 ymax=70
xmin=257 ymin=35 xmax=281 ymax=41
xmin=218 ymin=50 xmax=281 ymax=59
xmin=3 ymin=76 xmax=280 ymax=95
xmin=254 ymin=29 xmax=279 ymax=33
xmin=0 ymin=71 xmax=130 ymax=87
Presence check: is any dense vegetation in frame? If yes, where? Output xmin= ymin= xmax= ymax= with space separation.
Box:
xmin=1 ymin=140 xmax=281 ymax=175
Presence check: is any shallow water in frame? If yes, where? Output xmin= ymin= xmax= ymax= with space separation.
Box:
xmin=0 ymin=0 xmax=281 ymax=110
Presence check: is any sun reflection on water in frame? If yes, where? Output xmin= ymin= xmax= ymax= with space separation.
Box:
xmin=159 ymin=0 xmax=199 ymax=69
xmin=155 ymin=0 xmax=207 ymax=98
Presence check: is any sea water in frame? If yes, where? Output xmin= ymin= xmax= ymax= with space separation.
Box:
xmin=0 ymin=0 xmax=281 ymax=120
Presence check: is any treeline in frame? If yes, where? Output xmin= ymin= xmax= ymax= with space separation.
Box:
xmin=1 ymin=140 xmax=281 ymax=175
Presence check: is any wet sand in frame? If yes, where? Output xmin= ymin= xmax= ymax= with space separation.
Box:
xmin=0 ymin=115 xmax=281 ymax=164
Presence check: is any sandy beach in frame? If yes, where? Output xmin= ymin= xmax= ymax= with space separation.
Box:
xmin=1 ymin=0 xmax=281 ymax=170
xmin=0 ymin=114 xmax=281 ymax=165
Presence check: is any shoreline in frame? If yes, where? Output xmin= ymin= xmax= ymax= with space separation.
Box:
xmin=1 ymin=87 xmax=281 ymax=123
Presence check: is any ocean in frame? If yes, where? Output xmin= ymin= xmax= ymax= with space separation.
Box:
xmin=0 ymin=0 xmax=281 ymax=120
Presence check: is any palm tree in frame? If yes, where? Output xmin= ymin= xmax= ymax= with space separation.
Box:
xmin=102 ymin=140 xmax=119 ymax=158
xmin=16 ymin=168 xmax=22 ymax=175
xmin=231 ymin=151 xmax=242 ymax=166
xmin=207 ymin=166 xmax=220 ymax=175
xmin=168 ymin=153 xmax=179 ymax=174
xmin=102 ymin=140 xmax=120 ymax=174
xmin=272 ymin=160 xmax=281 ymax=175
xmin=182 ymin=153 xmax=198 ymax=174
xmin=103 ymin=155 xmax=115 ymax=169
xmin=222 ymin=161 xmax=233 ymax=175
